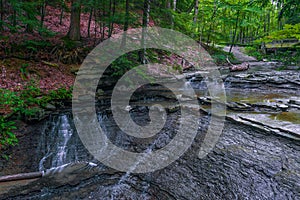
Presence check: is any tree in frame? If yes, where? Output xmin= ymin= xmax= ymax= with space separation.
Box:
xmin=139 ymin=0 xmax=150 ymax=64
xmin=121 ymin=0 xmax=130 ymax=47
xmin=68 ymin=0 xmax=81 ymax=41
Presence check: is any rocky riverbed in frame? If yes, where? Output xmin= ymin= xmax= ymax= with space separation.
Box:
xmin=0 ymin=62 xmax=299 ymax=199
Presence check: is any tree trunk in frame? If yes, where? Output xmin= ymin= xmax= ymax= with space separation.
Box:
xmin=108 ymin=0 xmax=112 ymax=37
xmin=94 ymin=9 xmax=98 ymax=40
xmin=121 ymin=0 xmax=130 ymax=47
xmin=68 ymin=0 xmax=81 ymax=41
xmin=108 ymin=0 xmax=116 ymax=37
xmin=187 ymin=0 xmax=196 ymax=13
xmin=26 ymin=13 xmax=34 ymax=33
xmin=199 ymin=3 xmax=204 ymax=44
xmin=59 ymin=0 xmax=65 ymax=25
xmin=0 ymin=0 xmax=3 ymax=30
xmin=229 ymin=10 xmax=240 ymax=54
xmin=139 ymin=0 xmax=150 ymax=64
xmin=193 ymin=0 xmax=199 ymax=25
xmin=192 ymin=0 xmax=199 ymax=36
xmin=87 ymin=8 xmax=93 ymax=38
xmin=173 ymin=0 xmax=176 ymax=11
xmin=12 ymin=9 xmax=16 ymax=28
xmin=0 ymin=172 xmax=42 ymax=182
xmin=40 ymin=1 xmax=46 ymax=28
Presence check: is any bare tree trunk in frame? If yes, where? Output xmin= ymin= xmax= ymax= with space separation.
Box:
xmin=199 ymin=3 xmax=204 ymax=44
xmin=94 ymin=9 xmax=98 ymax=39
xmin=193 ymin=0 xmax=199 ymax=25
xmin=59 ymin=0 xmax=65 ymax=25
xmin=267 ymin=11 xmax=270 ymax=33
xmin=0 ymin=0 xmax=3 ymax=30
xmin=192 ymin=0 xmax=199 ymax=37
xmin=121 ymin=0 xmax=130 ymax=47
xmin=186 ymin=0 xmax=196 ymax=13
xmin=12 ymin=9 xmax=16 ymax=27
xmin=139 ymin=0 xmax=150 ymax=64
xmin=108 ymin=0 xmax=112 ymax=37
xmin=26 ymin=12 xmax=34 ymax=33
xmin=25 ymin=1 xmax=35 ymax=33
xmin=173 ymin=0 xmax=176 ymax=11
xmin=229 ymin=10 xmax=240 ymax=54
xmin=68 ymin=0 xmax=81 ymax=41
xmin=171 ymin=0 xmax=176 ymax=29
xmin=40 ymin=1 xmax=46 ymax=28
xmin=87 ymin=8 xmax=93 ymax=38
xmin=108 ymin=0 xmax=116 ymax=37
xmin=100 ymin=0 xmax=106 ymax=41
xmin=167 ymin=0 xmax=172 ymax=29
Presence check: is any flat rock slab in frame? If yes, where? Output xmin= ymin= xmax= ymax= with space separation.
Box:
xmin=228 ymin=113 xmax=300 ymax=140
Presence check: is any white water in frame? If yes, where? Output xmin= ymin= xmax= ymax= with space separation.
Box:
xmin=38 ymin=114 xmax=77 ymax=171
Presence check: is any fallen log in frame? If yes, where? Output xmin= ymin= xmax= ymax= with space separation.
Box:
xmin=226 ymin=57 xmax=249 ymax=72
xmin=0 ymin=172 xmax=43 ymax=182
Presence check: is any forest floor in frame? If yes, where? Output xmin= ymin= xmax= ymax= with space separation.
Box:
xmin=223 ymin=46 xmax=257 ymax=62
xmin=0 ymin=5 xmax=156 ymax=93
xmin=0 ymin=5 xmax=246 ymax=95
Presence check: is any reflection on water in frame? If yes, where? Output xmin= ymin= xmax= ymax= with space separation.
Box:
xmin=269 ymin=112 xmax=300 ymax=124
xmin=226 ymin=90 xmax=289 ymax=104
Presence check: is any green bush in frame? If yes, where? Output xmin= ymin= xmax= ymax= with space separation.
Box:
xmin=0 ymin=116 xmax=18 ymax=152
xmin=244 ymin=46 xmax=264 ymax=60
xmin=0 ymin=83 xmax=73 ymax=156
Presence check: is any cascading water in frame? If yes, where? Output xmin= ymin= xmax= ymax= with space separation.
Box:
xmin=51 ymin=115 xmax=73 ymax=167
xmin=3 ymin=63 xmax=300 ymax=199
xmin=38 ymin=113 xmax=92 ymax=171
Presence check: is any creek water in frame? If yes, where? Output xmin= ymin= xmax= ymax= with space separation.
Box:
xmin=2 ymin=65 xmax=300 ymax=199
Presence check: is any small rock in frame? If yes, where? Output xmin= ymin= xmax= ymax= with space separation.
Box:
xmin=289 ymin=98 xmax=300 ymax=106
xmin=277 ymin=104 xmax=289 ymax=111
xmin=44 ymin=103 xmax=56 ymax=111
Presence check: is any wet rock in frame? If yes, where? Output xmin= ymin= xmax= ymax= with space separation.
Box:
xmin=222 ymin=70 xmax=300 ymax=93
xmin=226 ymin=102 xmax=253 ymax=111
xmin=1 ymin=110 xmax=300 ymax=199
xmin=44 ymin=103 xmax=56 ymax=111
xmin=277 ymin=104 xmax=289 ymax=111
xmin=289 ymin=98 xmax=300 ymax=106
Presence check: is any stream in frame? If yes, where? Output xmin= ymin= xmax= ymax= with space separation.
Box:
xmin=0 ymin=62 xmax=300 ymax=199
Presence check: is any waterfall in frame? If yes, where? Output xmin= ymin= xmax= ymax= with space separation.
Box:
xmin=38 ymin=114 xmax=82 ymax=171
xmin=51 ymin=115 xmax=73 ymax=167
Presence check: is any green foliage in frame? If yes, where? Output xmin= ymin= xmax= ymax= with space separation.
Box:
xmin=0 ymin=82 xmax=72 ymax=118
xmin=20 ymin=63 xmax=29 ymax=79
xmin=277 ymin=0 xmax=300 ymax=23
xmin=259 ymin=23 xmax=300 ymax=43
xmin=21 ymin=40 xmax=52 ymax=53
xmin=110 ymin=53 xmax=138 ymax=77
xmin=244 ymin=45 xmax=300 ymax=66
xmin=271 ymin=50 xmax=300 ymax=67
xmin=62 ymin=37 xmax=80 ymax=50
xmin=48 ymin=87 xmax=73 ymax=100
xmin=172 ymin=64 xmax=182 ymax=73
xmin=0 ymin=89 xmax=23 ymax=111
xmin=0 ymin=116 xmax=18 ymax=151
xmin=205 ymin=45 xmax=236 ymax=65
xmin=244 ymin=46 xmax=264 ymax=60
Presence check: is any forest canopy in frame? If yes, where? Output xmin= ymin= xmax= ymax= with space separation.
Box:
xmin=0 ymin=0 xmax=299 ymax=45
